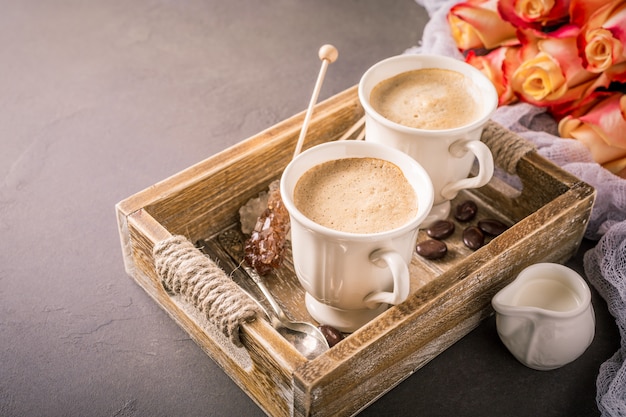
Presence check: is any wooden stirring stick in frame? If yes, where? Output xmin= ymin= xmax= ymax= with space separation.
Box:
xmin=292 ymin=44 xmax=338 ymax=158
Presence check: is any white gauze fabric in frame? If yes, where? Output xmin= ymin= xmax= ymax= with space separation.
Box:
xmin=408 ymin=1 xmax=626 ymax=415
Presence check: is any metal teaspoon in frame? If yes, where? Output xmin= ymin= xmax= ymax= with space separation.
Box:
xmin=218 ymin=230 xmax=329 ymax=360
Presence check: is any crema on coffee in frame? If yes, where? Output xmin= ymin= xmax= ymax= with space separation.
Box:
xmin=293 ymin=157 xmax=417 ymax=234
xmin=370 ymin=68 xmax=481 ymax=130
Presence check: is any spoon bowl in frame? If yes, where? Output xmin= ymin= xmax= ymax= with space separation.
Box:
xmin=246 ymin=267 xmax=330 ymax=360
xmin=218 ymin=230 xmax=330 ymax=359
xmin=273 ymin=317 xmax=329 ymax=360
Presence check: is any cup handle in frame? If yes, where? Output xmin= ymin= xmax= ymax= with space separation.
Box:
xmin=363 ymin=249 xmax=410 ymax=309
xmin=440 ymin=139 xmax=494 ymax=201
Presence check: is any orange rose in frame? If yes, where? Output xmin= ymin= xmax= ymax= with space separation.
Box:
xmin=466 ymin=46 xmax=521 ymax=105
xmin=512 ymin=52 xmax=568 ymax=102
xmin=448 ymin=0 xmax=518 ymax=51
xmin=498 ymin=0 xmax=571 ymax=30
xmin=558 ymin=92 xmax=626 ymax=178
xmin=577 ymin=0 xmax=626 ymax=76
xmin=448 ymin=0 xmax=626 ymax=179
xmin=510 ymin=25 xmax=608 ymax=107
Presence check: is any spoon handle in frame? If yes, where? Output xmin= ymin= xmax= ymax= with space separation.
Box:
xmin=240 ymin=261 xmax=287 ymax=320
xmin=218 ymin=230 xmax=287 ymax=320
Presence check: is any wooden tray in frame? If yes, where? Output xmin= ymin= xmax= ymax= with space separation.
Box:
xmin=116 ymin=85 xmax=595 ymax=417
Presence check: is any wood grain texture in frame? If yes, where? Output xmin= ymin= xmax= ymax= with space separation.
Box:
xmin=116 ymin=86 xmax=595 ymax=417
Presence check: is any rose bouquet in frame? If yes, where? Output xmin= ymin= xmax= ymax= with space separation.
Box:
xmin=447 ymin=0 xmax=626 ymax=178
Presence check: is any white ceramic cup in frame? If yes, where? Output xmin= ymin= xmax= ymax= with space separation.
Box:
xmin=280 ymin=141 xmax=434 ymax=333
xmin=492 ymin=263 xmax=595 ymax=371
xmin=358 ymin=54 xmax=498 ymax=223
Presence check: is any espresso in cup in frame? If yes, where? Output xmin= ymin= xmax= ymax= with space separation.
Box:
xmin=293 ymin=157 xmax=417 ymax=234
xmin=369 ymin=68 xmax=481 ymax=130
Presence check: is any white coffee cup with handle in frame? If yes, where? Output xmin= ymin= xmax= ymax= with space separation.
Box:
xmin=359 ymin=54 xmax=498 ymax=224
xmin=280 ymin=140 xmax=434 ymax=332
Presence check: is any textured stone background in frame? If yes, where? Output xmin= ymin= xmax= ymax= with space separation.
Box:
xmin=0 ymin=1 xmax=618 ymax=416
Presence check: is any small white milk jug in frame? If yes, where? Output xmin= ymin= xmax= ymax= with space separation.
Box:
xmin=491 ymin=263 xmax=595 ymax=371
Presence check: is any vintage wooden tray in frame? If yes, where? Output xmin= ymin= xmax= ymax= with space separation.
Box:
xmin=116 ymin=85 xmax=595 ymax=417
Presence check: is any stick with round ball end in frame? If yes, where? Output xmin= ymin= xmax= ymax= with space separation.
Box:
xmin=292 ymin=44 xmax=338 ymax=158
xmin=244 ymin=45 xmax=338 ymax=276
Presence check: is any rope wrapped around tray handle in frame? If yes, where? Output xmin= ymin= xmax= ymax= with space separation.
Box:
xmin=153 ymin=234 xmax=263 ymax=347
xmin=481 ymin=120 xmax=536 ymax=175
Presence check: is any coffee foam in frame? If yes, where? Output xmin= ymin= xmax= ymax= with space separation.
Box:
xmin=370 ymin=68 xmax=481 ymax=130
xmin=294 ymin=157 xmax=418 ymax=234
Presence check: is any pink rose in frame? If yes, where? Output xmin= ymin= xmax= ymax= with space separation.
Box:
xmin=577 ymin=0 xmax=626 ymax=76
xmin=466 ymin=46 xmax=521 ymax=105
xmin=448 ymin=0 xmax=518 ymax=51
xmin=498 ymin=0 xmax=571 ymax=30
xmin=558 ymin=92 xmax=626 ymax=178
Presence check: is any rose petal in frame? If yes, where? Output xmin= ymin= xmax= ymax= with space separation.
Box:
xmin=579 ymin=28 xmax=624 ymax=72
xmin=517 ymin=26 xmax=597 ymax=87
xmin=561 ymin=118 xmax=626 ymax=164
xmin=603 ymin=156 xmax=626 ymax=179
xmin=511 ymin=26 xmax=609 ymax=108
xmin=448 ymin=0 xmax=518 ymax=50
xmin=499 ymin=0 xmax=571 ymax=30
xmin=578 ymin=93 xmax=626 ymax=148
xmin=448 ymin=15 xmax=483 ymax=51
xmin=558 ymin=93 xmax=626 ymax=165
xmin=512 ymin=51 xmax=568 ymax=102
xmin=577 ymin=0 xmax=626 ymax=72
xmin=466 ymin=47 xmax=521 ymax=105
xmin=570 ymin=0 xmax=610 ymax=26
xmin=549 ymin=89 xmax=611 ymax=121
xmin=605 ymin=61 xmax=626 ymax=83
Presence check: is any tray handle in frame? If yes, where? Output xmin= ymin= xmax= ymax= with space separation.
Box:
xmin=481 ymin=120 xmax=536 ymax=175
xmin=153 ymin=234 xmax=264 ymax=347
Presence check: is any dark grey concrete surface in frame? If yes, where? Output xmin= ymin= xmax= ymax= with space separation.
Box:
xmin=0 ymin=1 xmax=619 ymax=416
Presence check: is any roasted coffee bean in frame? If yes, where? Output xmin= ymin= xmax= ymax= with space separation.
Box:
xmin=454 ymin=200 xmax=478 ymax=222
xmin=463 ymin=226 xmax=484 ymax=250
xmin=478 ymin=218 xmax=508 ymax=236
xmin=426 ymin=220 xmax=455 ymax=240
xmin=319 ymin=324 xmax=344 ymax=348
xmin=416 ymin=239 xmax=448 ymax=259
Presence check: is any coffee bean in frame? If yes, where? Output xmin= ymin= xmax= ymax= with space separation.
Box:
xmin=426 ymin=220 xmax=455 ymax=240
xmin=319 ymin=324 xmax=344 ymax=347
xmin=416 ymin=239 xmax=448 ymax=259
xmin=463 ymin=226 xmax=484 ymax=250
xmin=454 ymin=200 xmax=478 ymax=222
xmin=478 ymin=218 xmax=508 ymax=236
